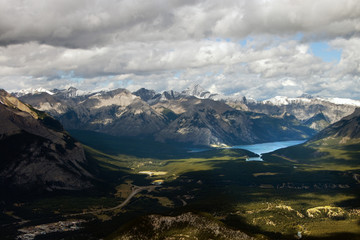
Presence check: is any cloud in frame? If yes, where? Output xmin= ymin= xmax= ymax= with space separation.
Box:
xmin=1 ymin=0 xmax=360 ymax=48
xmin=0 ymin=0 xmax=360 ymax=100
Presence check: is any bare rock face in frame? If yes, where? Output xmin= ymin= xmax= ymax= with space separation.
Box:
xmin=0 ymin=89 xmax=93 ymax=192
xmin=114 ymin=212 xmax=254 ymax=240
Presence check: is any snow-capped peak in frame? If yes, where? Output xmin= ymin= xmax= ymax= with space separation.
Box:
xmin=262 ymin=96 xmax=312 ymax=105
xmin=14 ymin=87 xmax=54 ymax=97
xmin=182 ymin=84 xmax=207 ymax=97
xmin=263 ymin=96 xmax=360 ymax=107
xmin=182 ymin=84 xmax=221 ymax=100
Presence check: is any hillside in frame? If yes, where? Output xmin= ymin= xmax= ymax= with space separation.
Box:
xmin=0 ymin=89 xmax=93 ymax=193
xmin=312 ymin=108 xmax=360 ymax=141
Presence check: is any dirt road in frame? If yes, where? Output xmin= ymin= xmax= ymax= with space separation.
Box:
xmin=67 ymin=185 xmax=158 ymax=216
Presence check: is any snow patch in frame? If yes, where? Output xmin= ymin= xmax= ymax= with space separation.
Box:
xmin=262 ymin=96 xmax=312 ymax=105
xmin=262 ymin=96 xmax=360 ymax=107
xmin=182 ymin=84 xmax=222 ymax=100
xmin=14 ymin=88 xmax=54 ymax=97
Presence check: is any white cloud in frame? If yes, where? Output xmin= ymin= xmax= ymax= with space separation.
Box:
xmin=1 ymin=0 xmax=360 ymax=47
xmin=0 ymin=0 xmax=360 ymax=99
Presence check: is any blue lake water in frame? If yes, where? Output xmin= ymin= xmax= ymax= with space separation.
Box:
xmin=188 ymin=140 xmax=306 ymax=161
xmin=232 ymin=140 xmax=306 ymax=161
xmin=187 ymin=148 xmax=209 ymax=153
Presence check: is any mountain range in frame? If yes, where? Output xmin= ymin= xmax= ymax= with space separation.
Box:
xmin=16 ymin=85 xmax=322 ymax=146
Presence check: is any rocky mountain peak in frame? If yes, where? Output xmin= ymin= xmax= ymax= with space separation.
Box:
xmin=182 ymin=84 xmax=220 ymax=100
xmin=160 ymin=90 xmax=181 ymax=101
xmin=133 ymin=88 xmax=158 ymax=102
xmin=88 ymin=88 xmax=140 ymax=109
xmin=183 ymin=84 xmax=206 ymax=96
xmin=52 ymin=87 xmax=79 ymax=98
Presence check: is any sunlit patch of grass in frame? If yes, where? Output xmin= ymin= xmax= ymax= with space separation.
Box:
xmin=221 ymin=186 xmax=360 ymax=237
xmin=291 ymin=192 xmax=357 ymax=209
xmin=153 ymin=155 xmax=248 ymax=179
xmin=253 ymin=172 xmax=279 ymax=177
xmin=304 ymin=219 xmax=360 ymax=238
xmin=137 ymin=194 xmax=174 ymax=208
xmin=114 ymin=181 xmax=133 ymax=199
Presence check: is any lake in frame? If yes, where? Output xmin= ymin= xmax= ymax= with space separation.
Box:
xmin=232 ymin=140 xmax=306 ymax=161
xmin=188 ymin=140 xmax=307 ymax=161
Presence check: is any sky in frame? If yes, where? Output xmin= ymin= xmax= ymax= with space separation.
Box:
xmin=0 ymin=0 xmax=359 ymax=100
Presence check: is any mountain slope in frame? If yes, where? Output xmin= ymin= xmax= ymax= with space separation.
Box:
xmin=0 ymin=90 xmax=93 ymax=192
xmin=312 ymin=108 xmax=360 ymax=141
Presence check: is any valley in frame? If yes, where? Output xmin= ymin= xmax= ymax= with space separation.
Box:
xmin=1 ymin=129 xmax=359 ymax=239
xmin=0 ymin=88 xmax=359 ymax=240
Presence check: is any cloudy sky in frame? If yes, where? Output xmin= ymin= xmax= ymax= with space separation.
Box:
xmin=0 ymin=0 xmax=359 ymax=100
